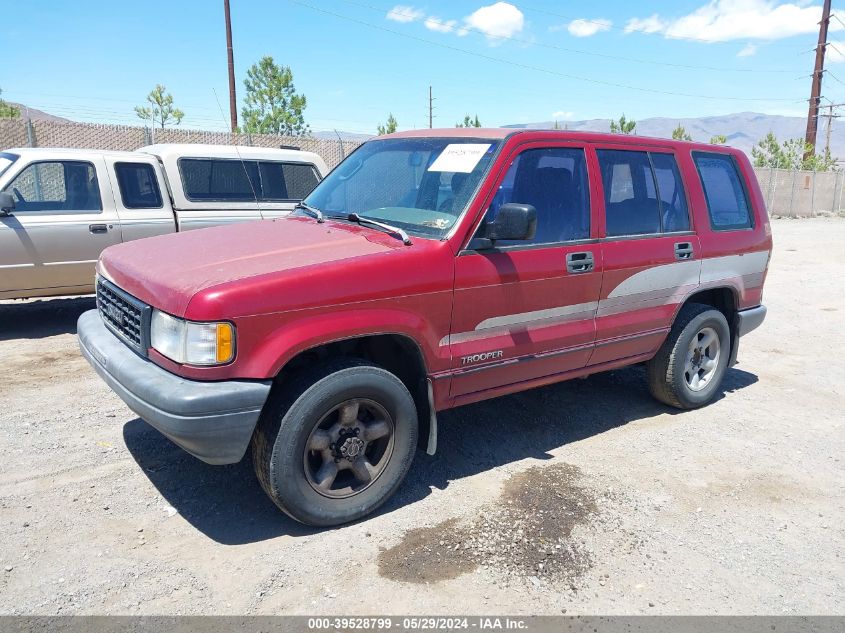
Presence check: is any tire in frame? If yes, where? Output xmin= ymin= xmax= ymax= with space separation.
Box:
xmin=647 ymin=303 xmax=731 ymax=409
xmin=251 ymin=358 xmax=418 ymax=526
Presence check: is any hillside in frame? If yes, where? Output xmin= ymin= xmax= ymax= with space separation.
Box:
xmin=504 ymin=112 xmax=841 ymax=157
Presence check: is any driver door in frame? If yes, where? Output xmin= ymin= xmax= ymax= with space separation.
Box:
xmin=448 ymin=143 xmax=603 ymax=399
xmin=0 ymin=158 xmax=122 ymax=297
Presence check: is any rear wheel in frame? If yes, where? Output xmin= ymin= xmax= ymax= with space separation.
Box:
xmin=251 ymin=358 xmax=418 ymax=526
xmin=647 ymin=303 xmax=731 ymax=409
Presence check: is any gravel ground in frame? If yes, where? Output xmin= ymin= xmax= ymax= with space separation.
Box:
xmin=0 ymin=218 xmax=842 ymax=615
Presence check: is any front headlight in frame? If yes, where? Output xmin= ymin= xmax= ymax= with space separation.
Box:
xmin=150 ymin=309 xmax=235 ymax=366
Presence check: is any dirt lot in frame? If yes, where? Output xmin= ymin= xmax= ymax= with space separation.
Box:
xmin=1 ymin=218 xmax=843 ymax=615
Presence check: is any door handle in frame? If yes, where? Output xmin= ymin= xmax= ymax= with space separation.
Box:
xmin=89 ymin=224 xmax=108 ymax=234
xmin=566 ymin=251 xmax=595 ymax=273
xmin=674 ymin=242 xmax=694 ymax=260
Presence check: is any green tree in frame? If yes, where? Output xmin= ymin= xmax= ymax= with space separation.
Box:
xmin=552 ymin=120 xmax=561 ymax=130
xmin=456 ymin=114 xmax=481 ymax=128
xmin=0 ymin=88 xmax=20 ymax=119
xmin=134 ymin=84 xmax=184 ymax=128
xmin=709 ymin=134 xmax=727 ymax=145
xmin=672 ymin=123 xmax=693 ymax=141
xmin=609 ymin=114 xmax=636 ymax=135
xmin=241 ymin=56 xmax=309 ymax=136
xmin=751 ymin=132 xmax=837 ymax=171
xmin=377 ymin=113 xmax=398 ymax=135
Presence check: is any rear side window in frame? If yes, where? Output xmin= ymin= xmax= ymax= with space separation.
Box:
xmin=180 ymin=158 xmax=318 ymax=202
xmin=258 ymin=162 xmax=320 ymax=200
xmin=180 ymin=159 xmax=261 ymax=202
xmin=597 ymin=150 xmax=660 ymax=236
xmin=694 ymin=153 xmax=752 ymax=230
xmin=597 ymin=150 xmax=690 ymax=236
xmin=651 ymin=153 xmax=690 ymax=232
xmin=115 ymin=162 xmax=163 ymax=209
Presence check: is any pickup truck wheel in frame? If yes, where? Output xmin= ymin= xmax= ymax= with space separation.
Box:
xmin=647 ymin=303 xmax=731 ymax=409
xmin=251 ymin=359 xmax=418 ymax=526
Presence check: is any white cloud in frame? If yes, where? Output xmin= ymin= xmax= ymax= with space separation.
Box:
xmin=464 ymin=2 xmax=525 ymax=41
xmin=424 ymin=16 xmax=457 ymax=33
xmin=566 ymin=18 xmax=612 ymax=37
xmin=626 ymin=1 xmax=841 ymax=42
xmin=552 ymin=110 xmax=574 ymax=119
xmin=624 ymin=14 xmax=668 ymax=34
xmin=386 ymin=5 xmax=424 ymax=24
xmin=737 ymin=42 xmax=758 ymax=56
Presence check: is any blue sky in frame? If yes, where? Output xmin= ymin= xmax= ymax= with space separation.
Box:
xmin=3 ymin=1 xmax=843 ymax=133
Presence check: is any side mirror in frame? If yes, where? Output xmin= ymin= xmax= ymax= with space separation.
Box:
xmin=0 ymin=191 xmax=15 ymax=216
xmin=489 ymin=203 xmax=536 ymax=241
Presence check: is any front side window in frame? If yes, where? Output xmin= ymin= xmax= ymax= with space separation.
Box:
xmin=3 ymin=161 xmax=101 ymax=212
xmin=694 ymin=152 xmax=752 ymax=230
xmin=115 ymin=162 xmax=163 ymax=209
xmin=482 ymin=147 xmax=591 ymax=246
xmin=304 ymin=137 xmax=500 ymax=238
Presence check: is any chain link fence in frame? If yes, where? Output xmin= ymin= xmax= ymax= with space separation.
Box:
xmin=4 ymin=118 xmax=845 ymax=217
xmin=754 ymin=167 xmax=845 ymax=218
xmin=0 ymin=119 xmax=363 ymax=169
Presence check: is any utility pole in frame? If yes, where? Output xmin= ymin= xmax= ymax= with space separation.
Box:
xmin=822 ymin=101 xmax=845 ymax=155
xmin=224 ymin=0 xmax=238 ymax=133
xmin=428 ymin=85 xmax=434 ymax=129
xmin=804 ymin=0 xmax=832 ymax=160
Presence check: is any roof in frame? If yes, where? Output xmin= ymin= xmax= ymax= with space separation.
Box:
xmin=3 ymin=147 xmax=143 ymax=159
xmin=379 ymin=127 xmax=740 ymax=153
xmin=138 ymin=143 xmax=323 ymax=164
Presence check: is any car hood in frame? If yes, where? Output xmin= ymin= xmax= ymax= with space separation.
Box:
xmin=99 ymin=216 xmax=409 ymax=316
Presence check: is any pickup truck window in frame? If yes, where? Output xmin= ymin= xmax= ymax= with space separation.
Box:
xmin=3 ymin=161 xmax=102 ymax=212
xmin=259 ymin=162 xmax=320 ymax=200
xmin=303 ymin=137 xmax=501 ymax=238
xmin=115 ymin=162 xmax=163 ymax=209
xmin=179 ymin=158 xmax=319 ymax=202
xmin=693 ymin=152 xmax=753 ymax=231
xmin=482 ymin=147 xmax=591 ymax=246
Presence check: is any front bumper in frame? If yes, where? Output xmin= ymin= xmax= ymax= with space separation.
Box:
xmin=77 ymin=310 xmax=271 ymax=465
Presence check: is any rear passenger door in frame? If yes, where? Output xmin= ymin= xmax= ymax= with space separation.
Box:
xmin=0 ymin=158 xmax=121 ymax=295
xmin=109 ymin=159 xmax=176 ymax=242
xmin=450 ymin=143 xmax=603 ymax=398
xmin=590 ymin=147 xmax=701 ymax=366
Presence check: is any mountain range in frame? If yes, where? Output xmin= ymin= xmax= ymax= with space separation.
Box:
xmin=504 ymin=111 xmax=843 ymax=157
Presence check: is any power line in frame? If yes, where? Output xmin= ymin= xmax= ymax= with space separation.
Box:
xmin=289 ymin=0 xmax=800 ymax=103
xmin=340 ymin=0 xmax=803 ymax=74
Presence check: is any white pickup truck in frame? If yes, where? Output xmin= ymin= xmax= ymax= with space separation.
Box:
xmin=0 ymin=144 xmax=328 ymax=300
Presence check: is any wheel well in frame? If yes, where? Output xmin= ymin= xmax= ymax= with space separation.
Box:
xmin=682 ymin=287 xmax=739 ymax=347
xmin=684 ymin=287 xmax=738 ymax=319
xmin=276 ymin=334 xmax=431 ymax=447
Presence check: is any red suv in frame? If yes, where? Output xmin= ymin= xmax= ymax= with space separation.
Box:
xmin=78 ymin=129 xmax=771 ymax=526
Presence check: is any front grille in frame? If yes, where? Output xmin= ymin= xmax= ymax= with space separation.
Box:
xmin=96 ymin=278 xmax=151 ymax=356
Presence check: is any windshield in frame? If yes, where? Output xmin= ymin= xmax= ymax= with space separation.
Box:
xmin=303 ymin=137 xmax=501 ymax=238
xmin=0 ymin=152 xmax=18 ymax=179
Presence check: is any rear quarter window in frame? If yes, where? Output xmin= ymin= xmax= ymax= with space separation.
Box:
xmin=115 ymin=162 xmax=163 ymax=209
xmin=693 ymin=152 xmax=753 ymax=231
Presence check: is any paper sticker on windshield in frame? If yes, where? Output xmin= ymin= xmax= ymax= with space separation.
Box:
xmin=427 ymin=143 xmax=491 ymax=173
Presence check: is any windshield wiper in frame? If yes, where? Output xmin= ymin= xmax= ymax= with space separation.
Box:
xmin=294 ymin=202 xmax=324 ymax=223
xmin=341 ymin=213 xmax=412 ymax=245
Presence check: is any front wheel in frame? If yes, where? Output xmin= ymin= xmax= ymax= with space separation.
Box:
xmin=647 ymin=303 xmax=731 ymax=409
xmin=251 ymin=359 xmax=418 ymax=526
